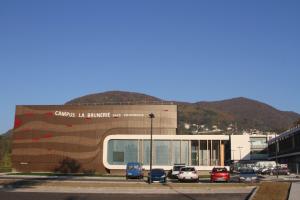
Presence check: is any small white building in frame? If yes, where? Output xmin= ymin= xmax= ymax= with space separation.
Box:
xmin=230 ymin=134 xmax=276 ymax=161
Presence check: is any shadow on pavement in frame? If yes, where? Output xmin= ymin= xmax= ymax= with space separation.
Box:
xmin=0 ymin=176 xmax=79 ymax=191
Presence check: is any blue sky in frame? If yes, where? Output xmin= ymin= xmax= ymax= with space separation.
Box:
xmin=0 ymin=0 xmax=299 ymax=133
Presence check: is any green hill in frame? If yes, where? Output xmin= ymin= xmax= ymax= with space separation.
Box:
xmin=1 ymin=91 xmax=299 ymax=171
xmin=66 ymin=91 xmax=300 ymax=133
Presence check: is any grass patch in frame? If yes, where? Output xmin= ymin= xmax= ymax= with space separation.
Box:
xmin=253 ymin=182 xmax=291 ymax=200
xmin=198 ymin=175 xmax=211 ymax=178
xmin=0 ymin=167 xmax=12 ymax=173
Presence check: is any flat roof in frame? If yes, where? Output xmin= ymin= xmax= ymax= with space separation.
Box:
xmin=268 ymin=126 xmax=300 ymax=144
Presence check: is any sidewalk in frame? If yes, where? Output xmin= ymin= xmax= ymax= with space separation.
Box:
xmin=0 ymin=173 xmax=126 ymax=181
xmin=259 ymin=174 xmax=300 ymax=182
xmin=288 ymin=182 xmax=300 ymax=200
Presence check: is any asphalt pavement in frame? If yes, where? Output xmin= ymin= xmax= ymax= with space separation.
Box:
xmin=0 ymin=191 xmax=250 ymax=200
xmin=0 ymin=174 xmax=241 ymax=183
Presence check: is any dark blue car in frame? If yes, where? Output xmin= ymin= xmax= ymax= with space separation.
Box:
xmin=148 ymin=168 xmax=166 ymax=183
xmin=126 ymin=162 xmax=144 ymax=179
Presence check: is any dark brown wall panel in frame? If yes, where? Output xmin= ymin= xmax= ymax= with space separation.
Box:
xmin=12 ymin=105 xmax=177 ymax=173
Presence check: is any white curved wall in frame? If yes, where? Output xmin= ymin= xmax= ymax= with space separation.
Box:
xmin=103 ymin=134 xmax=230 ymax=171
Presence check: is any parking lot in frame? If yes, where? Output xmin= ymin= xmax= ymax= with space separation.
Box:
xmin=1 ymin=173 xmax=297 ymax=200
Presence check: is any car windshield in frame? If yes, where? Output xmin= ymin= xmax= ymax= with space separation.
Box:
xmin=151 ymin=169 xmax=164 ymax=173
xmin=181 ymin=167 xmax=195 ymax=172
xmin=213 ymin=168 xmax=227 ymax=173
xmin=173 ymin=166 xmax=184 ymax=171
xmin=127 ymin=164 xmax=140 ymax=170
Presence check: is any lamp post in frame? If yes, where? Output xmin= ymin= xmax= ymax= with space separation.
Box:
xmin=275 ymin=132 xmax=279 ymax=179
xmin=149 ymin=113 xmax=155 ymax=184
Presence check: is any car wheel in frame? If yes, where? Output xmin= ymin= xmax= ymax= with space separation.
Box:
xmin=126 ymin=176 xmax=128 ymax=180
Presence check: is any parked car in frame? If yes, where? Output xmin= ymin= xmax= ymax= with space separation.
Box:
xmin=210 ymin=167 xmax=230 ymax=182
xmin=178 ymin=167 xmax=199 ymax=182
xmin=171 ymin=164 xmax=186 ymax=178
xmin=148 ymin=168 xmax=166 ymax=183
xmin=254 ymin=161 xmax=276 ymax=173
xmin=257 ymin=167 xmax=272 ymax=175
xmin=271 ymin=167 xmax=290 ymax=176
xmin=126 ymin=162 xmax=144 ymax=179
xmin=239 ymin=168 xmax=258 ymax=183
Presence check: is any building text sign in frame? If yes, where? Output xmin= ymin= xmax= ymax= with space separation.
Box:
xmin=54 ymin=111 xmax=145 ymax=118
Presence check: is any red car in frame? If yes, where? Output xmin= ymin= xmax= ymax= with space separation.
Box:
xmin=210 ymin=167 xmax=230 ymax=182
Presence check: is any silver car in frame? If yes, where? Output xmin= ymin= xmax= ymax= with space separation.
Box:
xmin=239 ymin=168 xmax=258 ymax=183
xmin=171 ymin=164 xmax=185 ymax=178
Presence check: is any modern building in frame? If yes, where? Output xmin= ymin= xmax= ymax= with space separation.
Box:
xmin=229 ymin=134 xmax=275 ymax=161
xmin=12 ymin=104 xmax=231 ymax=174
xmin=268 ymin=126 xmax=300 ymax=173
xmin=12 ymin=104 xmax=275 ymax=174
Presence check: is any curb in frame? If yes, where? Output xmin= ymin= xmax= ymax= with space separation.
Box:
xmin=287 ymin=182 xmax=292 ymax=200
xmin=247 ymin=186 xmax=258 ymax=200
xmin=0 ymin=175 xmax=126 ymax=180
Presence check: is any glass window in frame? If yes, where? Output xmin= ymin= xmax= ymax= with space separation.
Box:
xmin=212 ymin=140 xmax=220 ymax=166
xmin=191 ymin=140 xmax=199 ymax=166
xmin=108 ymin=140 xmax=138 ymax=165
xmin=154 ymin=140 xmax=170 ymax=165
xmin=213 ymin=168 xmax=227 ymax=172
xmin=181 ymin=141 xmax=189 ymax=165
xmin=143 ymin=140 xmax=150 ymax=165
xmin=172 ymin=141 xmax=181 ymax=165
xmin=200 ymin=140 xmax=208 ymax=165
xmin=113 ymin=152 xmax=124 ymax=162
xmin=181 ymin=167 xmax=195 ymax=172
xmin=208 ymin=140 xmax=211 ymax=165
xmin=250 ymin=137 xmax=267 ymax=149
xmin=127 ymin=164 xmax=140 ymax=170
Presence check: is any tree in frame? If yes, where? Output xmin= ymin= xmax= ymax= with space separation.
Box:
xmin=294 ymin=118 xmax=300 ymax=127
xmin=54 ymin=157 xmax=81 ymax=173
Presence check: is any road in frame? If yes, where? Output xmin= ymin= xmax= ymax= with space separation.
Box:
xmin=0 ymin=191 xmax=250 ymax=200
xmin=0 ymin=174 xmax=241 ymax=183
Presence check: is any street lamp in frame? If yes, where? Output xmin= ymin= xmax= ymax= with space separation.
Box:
xmin=148 ymin=113 xmax=155 ymax=184
xmin=275 ymin=132 xmax=279 ymax=179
